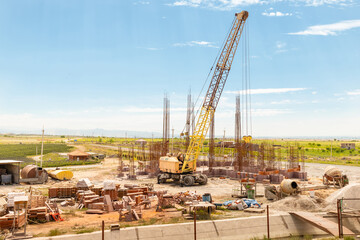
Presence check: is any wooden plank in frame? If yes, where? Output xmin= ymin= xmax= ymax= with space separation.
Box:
xmin=244 ymin=208 xmax=265 ymax=213
xmin=86 ymin=209 xmax=104 ymax=214
xmin=132 ymin=209 xmax=139 ymax=220
xmin=104 ymin=195 xmax=114 ymax=212
xmin=290 ymin=212 xmax=354 ymax=236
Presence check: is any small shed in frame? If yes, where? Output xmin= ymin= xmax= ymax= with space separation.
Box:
xmin=341 ymin=143 xmax=355 ymax=150
xmin=135 ymin=139 xmax=147 ymax=146
xmin=0 ymin=160 xmax=22 ymax=184
xmin=68 ymin=150 xmax=90 ymax=161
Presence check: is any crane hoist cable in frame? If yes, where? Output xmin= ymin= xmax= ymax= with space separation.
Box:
xmin=241 ymin=21 xmax=252 ymax=143
xmin=182 ymin=11 xmax=249 ymax=173
xmin=180 ymin=17 xmax=237 ymax=137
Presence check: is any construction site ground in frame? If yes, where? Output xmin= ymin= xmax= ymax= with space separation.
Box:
xmin=1 ymin=157 xmax=360 ymax=237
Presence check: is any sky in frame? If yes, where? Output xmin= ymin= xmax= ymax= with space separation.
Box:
xmin=0 ymin=0 xmax=359 ymax=138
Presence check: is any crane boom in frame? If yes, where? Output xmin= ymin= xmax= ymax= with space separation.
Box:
xmin=182 ymin=11 xmax=249 ymax=173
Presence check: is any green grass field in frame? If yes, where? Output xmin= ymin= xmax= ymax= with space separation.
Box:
xmin=0 ymin=143 xmax=72 ymax=160
xmin=0 ymin=143 xmax=77 ymax=167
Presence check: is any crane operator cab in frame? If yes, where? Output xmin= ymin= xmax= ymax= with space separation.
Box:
xmin=157 ymin=152 xmax=208 ymax=186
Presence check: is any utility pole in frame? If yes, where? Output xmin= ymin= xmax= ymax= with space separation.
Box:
xmin=40 ymin=125 xmax=44 ymax=168
xmin=331 ymin=140 xmax=333 ymax=160
xmin=222 ymin=129 xmax=226 ymax=156
xmin=171 ymin=128 xmax=174 ymax=154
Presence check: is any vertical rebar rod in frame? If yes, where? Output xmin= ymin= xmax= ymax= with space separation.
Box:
xmin=337 ymin=199 xmax=341 ymax=238
xmin=267 ymin=205 xmax=270 ymax=239
xmin=194 ymin=210 xmax=197 ymax=240
xmin=102 ymin=220 xmax=105 ymax=240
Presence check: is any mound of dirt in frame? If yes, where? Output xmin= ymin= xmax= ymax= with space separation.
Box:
xmin=270 ymin=195 xmax=325 ymax=212
xmin=326 ymin=183 xmax=360 ymax=210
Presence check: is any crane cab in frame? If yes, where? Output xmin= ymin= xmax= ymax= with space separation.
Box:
xmin=159 ymin=156 xmax=182 ymax=174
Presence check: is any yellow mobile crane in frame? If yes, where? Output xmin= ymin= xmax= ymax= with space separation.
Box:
xmin=158 ymin=11 xmax=249 ymax=186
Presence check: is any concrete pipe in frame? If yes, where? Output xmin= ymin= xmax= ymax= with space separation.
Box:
xmin=21 ymin=165 xmax=38 ymax=179
xmin=280 ymin=179 xmax=298 ymax=194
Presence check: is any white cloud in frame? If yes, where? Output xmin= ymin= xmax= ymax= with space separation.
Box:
xmin=312 ymin=91 xmax=317 ymax=95
xmin=276 ymin=41 xmax=286 ymax=49
xmin=303 ymin=0 xmax=351 ymax=7
xmin=251 ymin=109 xmax=290 ymax=116
xmin=122 ymin=107 xmax=186 ymax=113
xmin=166 ymin=0 xmax=352 ymax=10
xmin=225 ymin=88 xmax=307 ymax=95
xmin=133 ymin=1 xmax=150 ymax=5
xmin=347 ymin=89 xmax=360 ymax=95
xmin=289 ymin=20 xmax=360 ymax=36
xmin=270 ymin=99 xmax=291 ymax=104
xmin=262 ymin=11 xmax=292 ymax=17
xmin=146 ymin=47 xmax=161 ymax=51
xmin=173 ymin=40 xmax=218 ymax=48
xmin=275 ymin=41 xmax=288 ymax=53
xmin=138 ymin=47 xmax=162 ymax=51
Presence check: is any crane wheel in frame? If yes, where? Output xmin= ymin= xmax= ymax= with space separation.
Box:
xmin=183 ymin=176 xmax=195 ymax=186
xmin=198 ymin=174 xmax=208 ymax=185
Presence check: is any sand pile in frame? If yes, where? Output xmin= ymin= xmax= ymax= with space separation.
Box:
xmin=326 ymin=183 xmax=360 ymax=210
xmin=270 ymin=195 xmax=325 ymax=212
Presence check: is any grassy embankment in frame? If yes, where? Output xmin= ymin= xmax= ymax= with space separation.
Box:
xmin=0 ymin=144 xmax=101 ymax=167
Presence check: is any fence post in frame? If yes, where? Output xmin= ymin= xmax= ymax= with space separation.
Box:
xmin=194 ymin=209 xmax=197 ymax=240
xmin=267 ymin=205 xmax=270 ymax=239
xmin=102 ymin=220 xmax=105 ymax=240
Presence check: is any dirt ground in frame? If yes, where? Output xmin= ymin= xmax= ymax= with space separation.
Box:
xmin=1 ymin=157 xmax=360 ymax=237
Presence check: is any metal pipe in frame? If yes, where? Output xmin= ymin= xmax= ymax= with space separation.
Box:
xmin=102 ymin=220 xmax=105 ymax=240
xmin=337 ymin=199 xmax=341 ymax=238
xmin=340 ymin=198 xmax=343 ymax=237
xmin=194 ymin=210 xmax=197 ymax=240
xmin=267 ymin=205 xmax=270 ymax=239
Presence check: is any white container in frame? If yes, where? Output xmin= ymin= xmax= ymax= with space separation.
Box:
xmin=309 ymin=190 xmax=315 ymax=198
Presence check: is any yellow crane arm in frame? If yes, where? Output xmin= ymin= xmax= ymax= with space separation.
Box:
xmin=182 ymin=11 xmax=249 ymax=173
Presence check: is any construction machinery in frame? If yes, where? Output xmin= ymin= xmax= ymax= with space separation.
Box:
xmin=20 ymin=165 xmax=48 ymax=184
xmin=323 ymin=166 xmax=349 ymax=188
xmin=157 ymin=11 xmax=249 ymax=186
xmin=265 ymin=179 xmax=300 ymax=200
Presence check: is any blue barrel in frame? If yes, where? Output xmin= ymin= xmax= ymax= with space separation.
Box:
xmin=202 ymin=193 xmax=212 ymax=203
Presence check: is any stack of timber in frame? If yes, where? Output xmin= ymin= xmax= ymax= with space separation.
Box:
xmin=0 ymin=212 xmax=26 ymax=230
xmin=30 ymin=195 xmax=46 ymax=209
xmin=28 ymin=207 xmax=48 ymax=221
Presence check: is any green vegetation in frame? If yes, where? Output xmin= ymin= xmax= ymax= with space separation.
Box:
xmin=48 ymin=228 xmax=67 ymax=236
xmin=195 ymin=209 xmax=212 ymax=220
xmin=0 ymin=143 xmax=102 ymax=167
xmin=0 ymin=143 xmax=72 ymax=160
xmin=0 ymin=143 xmax=74 ymax=167
xmin=74 ymin=227 xmax=96 ymax=234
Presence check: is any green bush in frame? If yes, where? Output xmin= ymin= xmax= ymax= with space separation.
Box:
xmin=48 ymin=228 xmax=66 ymax=236
xmin=195 ymin=209 xmax=211 ymax=220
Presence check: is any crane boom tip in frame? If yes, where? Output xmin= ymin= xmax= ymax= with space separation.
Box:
xmin=235 ymin=11 xmax=249 ymax=20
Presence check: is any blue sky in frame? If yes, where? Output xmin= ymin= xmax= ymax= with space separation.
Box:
xmin=0 ymin=0 xmax=359 ymax=137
